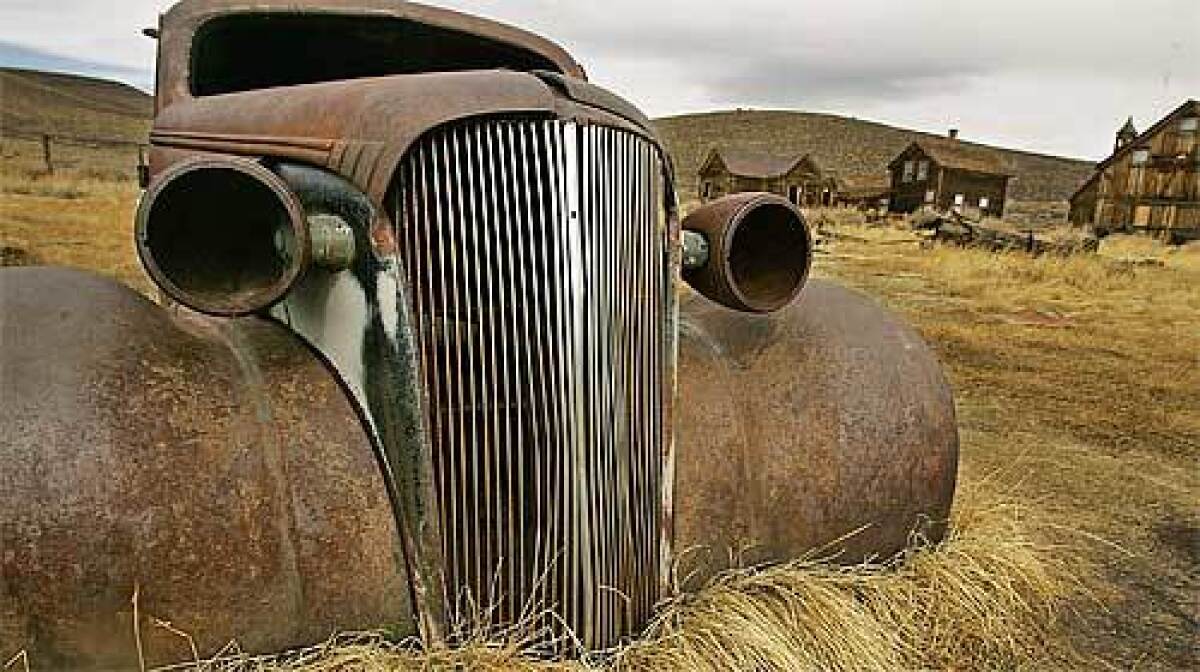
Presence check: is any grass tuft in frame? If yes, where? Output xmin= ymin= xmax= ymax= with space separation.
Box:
xmin=616 ymin=482 xmax=1089 ymax=672
xmin=159 ymin=482 xmax=1091 ymax=672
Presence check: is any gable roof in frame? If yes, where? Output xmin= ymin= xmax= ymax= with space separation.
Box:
xmin=1068 ymin=170 xmax=1101 ymax=204
xmin=1068 ymin=99 xmax=1198 ymax=203
xmin=835 ymin=173 xmax=891 ymax=197
xmin=889 ymin=138 xmax=1013 ymax=176
xmin=700 ymin=148 xmax=813 ymax=179
xmin=1093 ymin=99 xmax=1199 ymax=173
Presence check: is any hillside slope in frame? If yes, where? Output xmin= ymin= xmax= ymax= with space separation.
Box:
xmin=0 ymin=67 xmax=151 ymax=141
xmin=1 ymin=68 xmax=152 ymax=178
xmin=654 ymin=110 xmax=1096 ymax=203
xmin=0 ymin=69 xmax=1096 ymax=202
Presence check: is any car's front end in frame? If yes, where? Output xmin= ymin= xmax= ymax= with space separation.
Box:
xmin=0 ymin=2 xmax=958 ymax=666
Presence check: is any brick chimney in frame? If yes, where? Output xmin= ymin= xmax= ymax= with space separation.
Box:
xmin=948 ymin=128 xmax=959 ymax=140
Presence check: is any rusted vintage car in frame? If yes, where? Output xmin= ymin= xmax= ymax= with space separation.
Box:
xmin=0 ymin=0 xmax=957 ymax=667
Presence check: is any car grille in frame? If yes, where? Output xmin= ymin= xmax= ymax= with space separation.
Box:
xmin=392 ymin=118 xmax=669 ymax=649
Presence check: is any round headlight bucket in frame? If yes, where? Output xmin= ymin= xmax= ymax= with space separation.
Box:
xmin=135 ymin=158 xmax=310 ymax=316
xmin=682 ymin=192 xmax=812 ymax=313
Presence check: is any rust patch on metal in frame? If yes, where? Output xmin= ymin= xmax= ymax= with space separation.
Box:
xmin=673 ymin=281 xmax=959 ymax=586
xmin=681 ymin=192 xmax=812 ymax=314
xmin=149 ymin=129 xmax=337 ymax=165
xmin=0 ymin=268 xmax=415 ymax=667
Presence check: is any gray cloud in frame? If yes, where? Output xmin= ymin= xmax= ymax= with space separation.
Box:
xmin=473 ymin=0 xmax=1196 ymax=111
xmin=442 ymin=0 xmax=1198 ymax=157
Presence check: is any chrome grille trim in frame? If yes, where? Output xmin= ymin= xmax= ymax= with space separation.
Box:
xmin=395 ymin=118 xmax=667 ymax=649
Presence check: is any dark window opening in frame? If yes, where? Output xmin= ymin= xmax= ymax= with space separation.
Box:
xmin=190 ymin=13 xmax=564 ymax=96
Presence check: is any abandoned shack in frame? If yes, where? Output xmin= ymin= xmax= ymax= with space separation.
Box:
xmin=833 ymin=173 xmax=892 ymax=210
xmin=1068 ymin=99 xmax=1199 ymax=242
xmin=698 ymin=148 xmax=836 ymax=206
xmin=887 ymin=131 xmax=1013 ymax=218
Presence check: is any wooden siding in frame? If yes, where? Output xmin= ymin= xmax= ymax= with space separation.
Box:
xmin=888 ymin=144 xmax=1008 ymax=217
xmin=939 ymin=169 xmax=1009 ymax=217
xmin=698 ymin=152 xmax=835 ymax=205
xmin=1068 ymin=176 xmax=1099 ymax=225
xmin=1069 ymin=100 xmax=1200 ymax=241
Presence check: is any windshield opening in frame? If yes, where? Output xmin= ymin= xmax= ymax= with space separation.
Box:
xmin=191 ymin=13 xmax=563 ymax=96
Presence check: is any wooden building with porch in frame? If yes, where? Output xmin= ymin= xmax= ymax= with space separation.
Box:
xmin=1068 ymin=99 xmax=1199 ymax=242
xmin=887 ymin=132 xmax=1012 ymax=218
xmin=698 ymin=149 xmax=836 ymax=206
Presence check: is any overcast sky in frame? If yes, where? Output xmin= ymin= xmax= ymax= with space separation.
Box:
xmin=1 ymin=0 xmax=1196 ymax=160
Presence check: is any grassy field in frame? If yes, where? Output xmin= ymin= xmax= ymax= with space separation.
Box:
xmin=146 ymin=483 xmax=1087 ymax=671
xmin=2 ymin=164 xmax=1196 ymax=668
xmin=813 ymin=212 xmax=1199 ymax=669
xmin=0 ymin=171 xmax=152 ymax=294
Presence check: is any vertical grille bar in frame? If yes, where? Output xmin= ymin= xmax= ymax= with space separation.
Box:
xmin=395 ymin=119 xmax=667 ymax=650
xmin=500 ymin=123 xmax=527 ymax=618
xmin=462 ymin=123 xmax=494 ymax=612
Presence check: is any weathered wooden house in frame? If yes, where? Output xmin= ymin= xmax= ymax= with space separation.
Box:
xmin=1068 ymin=100 xmax=1199 ymax=242
xmin=698 ymin=149 xmax=836 ymax=206
xmin=887 ymin=133 xmax=1012 ymax=217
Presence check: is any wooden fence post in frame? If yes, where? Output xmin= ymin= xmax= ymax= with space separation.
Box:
xmin=41 ymin=134 xmax=53 ymax=174
xmin=137 ymin=145 xmax=150 ymax=187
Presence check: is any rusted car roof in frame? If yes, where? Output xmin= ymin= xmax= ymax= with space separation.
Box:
xmin=155 ymin=0 xmax=585 ymax=109
xmin=163 ymin=0 xmax=584 ymax=77
xmin=162 ymin=0 xmax=584 ymax=78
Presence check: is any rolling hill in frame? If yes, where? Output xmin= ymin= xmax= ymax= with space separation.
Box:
xmin=1 ymin=68 xmax=152 ymax=179
xmin=0 ymin=67 xmax=151 ymax=142
xmin=0 ymin=68 xmax=1094 ymax=202
xmin=654 ymin=110 xmax=1096 ymax=203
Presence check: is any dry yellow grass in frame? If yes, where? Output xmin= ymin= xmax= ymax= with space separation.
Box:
xmin=811 ymin=215 xmax=1198 ymax=667
xmin=816 ymin=217 xmax=1199 ymax=462
xmin=0 ymin=168 xmax=152 ymax=294
xmin=152 ymin=482 xmax=1087 ymax=672
xmin=621 ymin=486 xmax=1089 ymax=672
